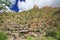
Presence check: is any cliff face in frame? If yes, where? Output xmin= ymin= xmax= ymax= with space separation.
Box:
xmin=0 ymin=7 xmax=60 ymax=40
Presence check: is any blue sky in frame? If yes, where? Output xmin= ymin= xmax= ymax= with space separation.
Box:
xmin=1 ymin=0 xmax=60 ymax=12
xmin=10 ymin=0 xmax=26 ymax=12
xmin=10 ymin=0 xmax=19 ymax=12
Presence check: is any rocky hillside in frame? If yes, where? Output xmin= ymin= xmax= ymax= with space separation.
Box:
xmin=0 ymin=7 xmax=60 ymax=40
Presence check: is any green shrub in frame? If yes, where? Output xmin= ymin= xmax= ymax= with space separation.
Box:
xmin=26 ymin=35 xmax=34 ymax=40
xmin=45 ymin=30 xmax=56 ymax=38
xmin=0 ymin=32 xmax=8 ymax=40
xmin=55 ymin=30 xmax=60 ymax=40
xmin=41 ymin=36 xmax=57 ymax=40
xmin=45 ymin=29 xmax=60 ymax=40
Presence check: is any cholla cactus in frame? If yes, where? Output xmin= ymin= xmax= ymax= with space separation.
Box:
xmin=0 ymin=0 xmax=11 ymax=12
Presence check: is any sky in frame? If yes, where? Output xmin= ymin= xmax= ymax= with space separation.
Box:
xmin=1 ymin=0 xmax=60 ymax=12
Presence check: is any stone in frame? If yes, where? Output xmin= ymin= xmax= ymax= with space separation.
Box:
xmin=8 ymin=36 xmax=14 ymax=40
xmin=29 ymin=32 xmax=39 ymax=37
xmin=19 ymin=27 xmax=29 ymax=33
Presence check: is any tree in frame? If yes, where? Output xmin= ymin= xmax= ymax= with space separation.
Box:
xmin=0 ymin=0 xmax=11 ymax=12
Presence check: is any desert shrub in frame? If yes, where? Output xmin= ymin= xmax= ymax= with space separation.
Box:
xmin=41 ymin=36 xmax=57 ymax=40
xmin=45 ymin=29 xmax=60 ymax=40
xmin=26 ymin=35 xmax=34 ymax=40
xmin=45 ymin=30 xmax=56 ymax=38
xmin=55 ymin=30 xmax=60 ymax=40
xmin=0 ymin=32 xmax=8 ymax=40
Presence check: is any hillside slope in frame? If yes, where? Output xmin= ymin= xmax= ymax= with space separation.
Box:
xmin=0 ymin=7 xmax=60 ymax=40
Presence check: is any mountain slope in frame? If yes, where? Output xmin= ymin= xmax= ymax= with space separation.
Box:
xmin=0 ymin=7 xmax=60 ymax=40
